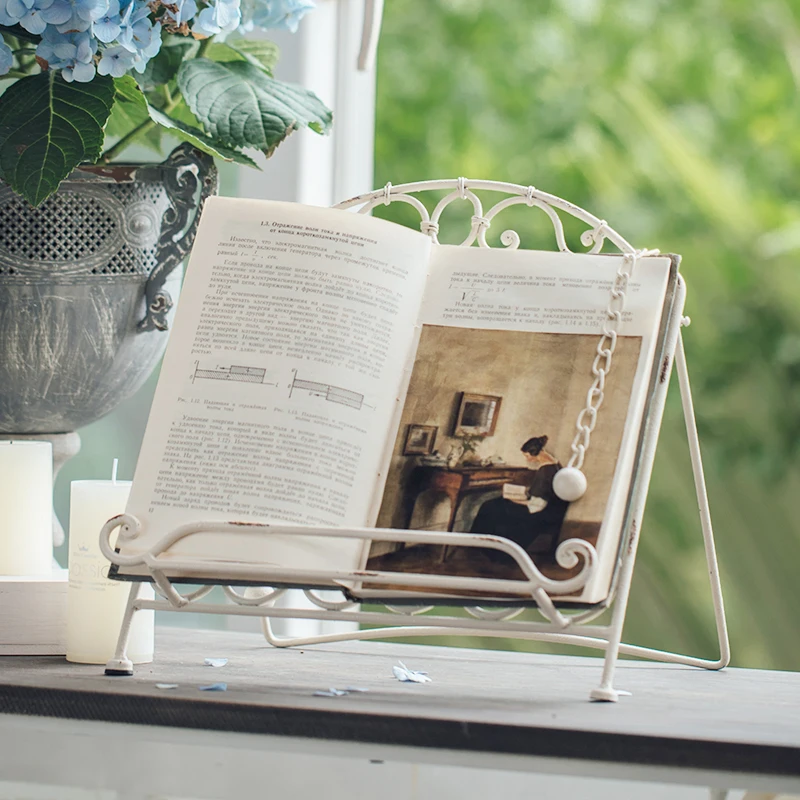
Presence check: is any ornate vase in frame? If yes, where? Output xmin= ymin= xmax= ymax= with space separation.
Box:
xmin=0 ymin=143 xmax=217 ymax=544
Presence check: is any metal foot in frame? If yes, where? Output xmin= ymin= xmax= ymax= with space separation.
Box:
xmin=590 ymin=685 xmax=633 ymax=702
xmin=105 ymin=657 xmax=134 ymax=676
xmin=590 ymin=686 xmax=619 ymax=702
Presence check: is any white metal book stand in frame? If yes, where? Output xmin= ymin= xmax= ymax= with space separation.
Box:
xmin=100 ymin=179 xmax=730 ymax=702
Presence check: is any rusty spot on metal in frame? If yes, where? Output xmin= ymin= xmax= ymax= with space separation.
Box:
xmin=627 ymin=519 xmax=638 ymax=555
xmin=659 ymin=355 xmax=670 ymax=383
xmin=229 ymin=520 xmax=269 ymax=528
xmin=79 ymin=164 xmax=139 ymax=181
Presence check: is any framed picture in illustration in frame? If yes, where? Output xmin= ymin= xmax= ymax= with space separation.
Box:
xmin=452 ymin=393 xmax=502 ymax=437
xmin=403 ymin=424 xmax=438 ymax=455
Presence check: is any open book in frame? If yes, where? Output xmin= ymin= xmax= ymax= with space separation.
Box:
xmin=114 ymin=196 xmax=682 ymax=606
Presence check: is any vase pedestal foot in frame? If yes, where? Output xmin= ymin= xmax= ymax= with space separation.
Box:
xmin=0 ymin=432 xmax=81 ymax=548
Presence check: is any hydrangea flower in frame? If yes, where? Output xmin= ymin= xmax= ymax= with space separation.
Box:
xmin=55 ymin=0 xmax=109 ymax=33
xmin=108 ymin=0 xmax=161 ymax=70
xmin=96 ymin=42 xmax=135 ymax=75
xmin=117 ymin=0 xmax=154 ymax=48
xmin=92 ymin=0 xmax=121 ymax=42
xmin=129 ymin=22 xmax=161 ymax=71
xmin=160 ymin=0 xmax=197 ymax=31
xmin=35 ymin=28 xmax=97 ymax=81
xmin=0 ymin=39 xmax=12 ymax=76
xmin=248 ymin=0 xmax=313 ymax=33
xmin=0 ymin=0 xmax=13 ymax=23
xmin=4 ymin=0 xmax=71 ymax=34
xmin=192 ymin=0 xmax=240 ymax=37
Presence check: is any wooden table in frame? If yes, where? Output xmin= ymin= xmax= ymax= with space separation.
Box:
xmin=403 ymin=465 xmax=531 ymax=530
xmin=0 ymin=628 xmax=798 ymax=799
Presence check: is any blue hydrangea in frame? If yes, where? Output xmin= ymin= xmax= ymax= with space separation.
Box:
xmin=92 ymin=0 xmax=121 ymax=42
xmin=103 ymin=0 xmax=160 ymax=71
xmin=192 ymin=0 xmax=240 ymax=37
xmin=35 ymin=28 xmax=97 ymax=81
xmin=3 ymin=0 xmax=73 ymax=34
xmin=0 ymin=39 xmax=13 ymax=76
xmin=129 ymin=23 xmax=161 ymax=72
xmin=96 ymin=42 xmax=135 ymax=75
xmin=248 ymin=0 xmax=313 ymax=32
xmin=54 ymin=0 xmax=109 ymax=33
xmin=161 ymin=0 xmax=197 ymax=29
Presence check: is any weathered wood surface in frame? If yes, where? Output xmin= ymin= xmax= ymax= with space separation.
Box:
xmin=0 ymin=628 xmax=798 ymax=780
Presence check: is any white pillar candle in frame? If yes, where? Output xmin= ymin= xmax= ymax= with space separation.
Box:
xmin=66 ymin=476 xmax=154 ymax=664
xmin=0 ymin=441 xmax=53 ymax=576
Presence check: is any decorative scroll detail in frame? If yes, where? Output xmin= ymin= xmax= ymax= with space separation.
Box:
xmin=224 ymin=586 xmax=286 ymax=605
xmin=334 ymin=178 xmax=636 ymax=255
xmin=464 ymin=606 xmax=526 ymax=621
xmin=138 ymin=144 xmax=218 ymax=333
xmin=303 ymin=589 xmax=358 ymax=611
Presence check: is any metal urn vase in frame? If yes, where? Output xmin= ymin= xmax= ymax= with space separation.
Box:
xmin=0 ymin=143 xmax=217 ymax=544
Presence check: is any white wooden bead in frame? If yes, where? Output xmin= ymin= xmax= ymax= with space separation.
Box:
xmin=553 ymin=467 xmax=587 ymax=502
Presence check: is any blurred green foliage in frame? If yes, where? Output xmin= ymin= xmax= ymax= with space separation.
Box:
xmin=373 ymin=0 xmax=800 ymax=669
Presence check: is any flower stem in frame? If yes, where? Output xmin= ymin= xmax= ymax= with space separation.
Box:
xmin=100 ymin=93 xmax=182 ymax=163
xmin=99 ymin=40 xmax=210 ymax=163
xmin=195 ymin=37 xmax=211 ymax=58
xmin=0 ymin=69 xmax=30 ymax=80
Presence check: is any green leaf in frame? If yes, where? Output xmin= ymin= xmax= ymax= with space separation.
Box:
xmin=114 ymin=73 xmax=148 ymax=109
xmin=137 ymin=42 xmax=195 ymax=91
xmin=206 ymin=39 xmax=279 ymax=74
xmin=0 ymin=71 xmax=115 ymax=206
xmin=147 ymin=104 xmax=260 ymax=168
xmin=106 ymin=76 xmax=165 ymax=155
xmin=177 ymin=58 xmax=332 ymax=157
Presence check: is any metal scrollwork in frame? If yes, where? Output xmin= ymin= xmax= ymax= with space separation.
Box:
xmin=335 ymin=178 xmax=636 ymax=256
xmin=224 ymin=586 xmax=286 ymax=606
xmin=303 ymin=589 xmax=358 ymax=611
xmin=138 ymin=143 xmax=218 ymax=333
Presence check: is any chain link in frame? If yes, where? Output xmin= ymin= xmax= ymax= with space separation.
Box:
xmin=567 ymin=252 xmax=642 ymax=471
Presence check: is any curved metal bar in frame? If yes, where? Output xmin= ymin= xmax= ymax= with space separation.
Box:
xmin=464 ymin=606 xmax=526 ymax=621
xmin=333 ymin=179 xmax=637 ymax=255
xmin=260 ymin=613 xmax=727 ymax=668
xmin=99 ymin=514 xmax=145 ymax=567
xmin=355 ymin=193 xmax=431 ymax=221
xmin=223 ymin=586 xmax=285 ymax=606
xmin=302 ymin=589 xmax=358 ymax=611
xmin=428 ymin=188 xmax=484 ymax=247
xmin=159 ymin=584 xmax=214 ymax=604
xmin=384 ymin=604 xmax=435 ymax=615
xmin=100 ymin=516 xmax=597 ymax=597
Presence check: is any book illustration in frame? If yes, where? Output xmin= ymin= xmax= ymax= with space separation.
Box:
xmin=367 ymin=325 xmax=644 ymax=597
xmin=288 ymin=369 xmax=370 ymax=411
xmin=192 ymin=361 xmax=278 ymax=387
xmin=501 ymin=483 xmax=529 ymax=501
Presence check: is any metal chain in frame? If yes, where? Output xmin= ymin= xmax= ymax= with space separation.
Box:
xmin=566 ymin=250 xmax=655 ymax=470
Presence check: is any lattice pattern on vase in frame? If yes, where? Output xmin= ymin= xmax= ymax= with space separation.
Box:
xmin=0 ymin=181 xmax=171 ymax=280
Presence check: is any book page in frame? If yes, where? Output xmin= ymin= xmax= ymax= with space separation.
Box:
xmin=118 ymin=198 xmax=431 ymax=580
xmin=366 ymin=246 xmax=675 ymax=605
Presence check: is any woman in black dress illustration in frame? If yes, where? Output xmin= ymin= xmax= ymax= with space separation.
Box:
xmin=469 ymin=435 xmax=568 ymax=554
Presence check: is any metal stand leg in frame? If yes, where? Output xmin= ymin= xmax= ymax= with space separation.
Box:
xmin=105 ymin=581 xmax=144 ymax=676
xmin=591 ymin=333 xmax=730 ymax=700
